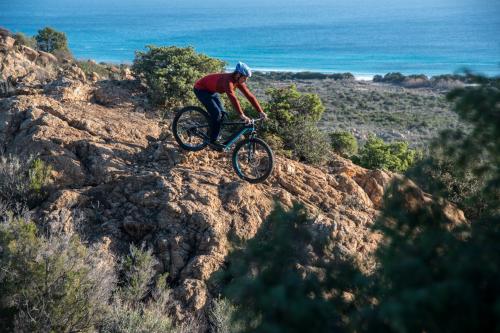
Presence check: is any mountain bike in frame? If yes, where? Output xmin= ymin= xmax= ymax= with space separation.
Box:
xmin=172 ymin=106 xmax=274 ymax=183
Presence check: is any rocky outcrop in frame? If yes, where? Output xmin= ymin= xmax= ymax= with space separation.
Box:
xmin=0 ymin=31 xmax=91 ymax=99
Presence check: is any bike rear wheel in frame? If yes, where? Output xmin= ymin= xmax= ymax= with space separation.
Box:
xmin=232 ymin=138 xmax=274 ymax=183
xmin=172 ymin=106 xmax=211 ymax=151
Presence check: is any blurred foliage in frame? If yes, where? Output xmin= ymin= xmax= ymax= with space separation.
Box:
xmin=222 ymin=204 xmax=358 ymax=333
xmin=132 ymin=45 xmax=225 ymax=108
xmin=358 ymin=74 xmax=500 ymax=332
xmin=407 ymin=146 xmax=488 ymax=219
xmin=209 ymin=297 xmax=244 ymax=333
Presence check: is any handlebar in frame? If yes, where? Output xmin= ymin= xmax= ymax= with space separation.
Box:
xmin=223 ymin=117 xmax=265 ymax=127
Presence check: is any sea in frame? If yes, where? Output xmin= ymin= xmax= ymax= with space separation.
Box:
xmin=1 ymin=0 xmax=499 ymax=78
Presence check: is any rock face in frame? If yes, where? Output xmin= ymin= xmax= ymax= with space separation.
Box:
xmin=0 ymin=28 xmax=466 ymax=331
xmin=0 ymin=31 xmax=92 ymax=99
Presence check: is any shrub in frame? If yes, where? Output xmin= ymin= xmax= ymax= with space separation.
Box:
xmin=13 ymin=32 xmax=36 ymax=48
xmin=29 ymin=157 xmax=52 ymax=194
xmin=381 ymin=72 xmax=406 ymax=84
xmin=0 ymin=210 xmax=175 ymax=332
xmin=119 ymin=244 xmax=158 ymax=304
xmin=262 ymin=85 xmax=328 ymax=164
xmin=407 ymin=146 xmax=488 ymax=219
xmin=261 ymin=133 xmax=293 ymax=159
xmin=101 ymin=293 xmax=174 ymax=333
xmin=209 ymin=298 xmax=243 ymax=333
xmin=101 ymin=244 xmax=174 ymax=333
xmin=0 ymin=212 xmax=115 ymax=332
xmin=0 ymin=155 xmax=52 ymax=207
xmin=132 ymin=45 xmax=225 ymax=108
xmin=283 ymin=120 xmax=331 ymax=164
xmin=75 ymin=60 xmax=111 ymax=78
xmin=35 ymin=27 xmax=69 ymax=53
xmin=264 ymin=84 xmax=325 ymax=132
xmin=355 ymin=136 xmax=418 ymax=172
xmin=329 ymin=131 xmax=358 ymax=157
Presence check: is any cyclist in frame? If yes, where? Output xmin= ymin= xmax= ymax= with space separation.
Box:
xmin=193 ymin=62 xmax=267 ymax=150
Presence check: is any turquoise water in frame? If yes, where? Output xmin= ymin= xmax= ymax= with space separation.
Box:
xmin=1 ymin=0 xmax=499 ymax=76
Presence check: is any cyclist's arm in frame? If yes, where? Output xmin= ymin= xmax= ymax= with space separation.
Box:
xmin=237 ymin=83 xmax=265 ymax=114
xmin=226 ymin=88 xmax=245 ymax=116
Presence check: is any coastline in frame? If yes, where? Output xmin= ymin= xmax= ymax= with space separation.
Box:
xmin=77 ymin=58 xmax=493 ymax=83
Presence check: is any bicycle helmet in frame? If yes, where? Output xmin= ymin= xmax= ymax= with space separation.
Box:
xmin=234 ymin=62 xmax=252 ymax=77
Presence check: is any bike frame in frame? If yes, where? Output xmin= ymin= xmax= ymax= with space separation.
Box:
xmin=190 ymin=113 xmax=259 ymax=151
xmin=220 ymin=124 xmax=255 ymax=149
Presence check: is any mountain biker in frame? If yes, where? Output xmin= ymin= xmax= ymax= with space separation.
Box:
xmin=193 ymin=62 xmax=268 ymax=150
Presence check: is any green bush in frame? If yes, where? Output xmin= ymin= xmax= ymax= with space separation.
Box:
xmin=262 ymin=85 xmax=328 ymax=164
xmin=29 ymin=157 xmax=52 ymax=194
xmin=119 ymin=244 xmax=158 ymax=304
xmin=0 ymin=213 xmax=115 ymax=332
xmin=355 ymin=136 xmax=418 ymax=172
xmin=132 ymin=45 xmax=225 ymax=107
xmin=329 ymin=131 xmax=358 ymax=157
xmin=35 ymin=27 xmax=69 ymax=54
xmin=209 ymin=298 xmax=243 ymax=333
xmin=0 ymin=155 xmax=52 ymax=207
xmin=101 ymin=244 xmax=174 ymax=333
xmin=283 ymin=120 xmax=331 ymax=164
xmin=264 ymin=84 xmax=325 ymax=132
xmin=261 ymin=133 xmax=293 ymax=159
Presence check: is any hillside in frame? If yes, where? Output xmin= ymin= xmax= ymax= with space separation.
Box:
xmin=249 ymin=75 xmax=465 ymax=146
xmin=0 ymin=31 xmax=466 ymax=330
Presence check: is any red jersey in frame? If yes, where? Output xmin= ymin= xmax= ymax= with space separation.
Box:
xmin=194 ymin=73 xmax=264 ymax=115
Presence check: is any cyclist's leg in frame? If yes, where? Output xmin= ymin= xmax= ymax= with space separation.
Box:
xmin=213 ymin=93 xmax=228 ymax=120
xmin=194 ymin=88 xmax=223 ymax=142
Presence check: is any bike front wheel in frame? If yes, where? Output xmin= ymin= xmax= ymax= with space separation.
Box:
xmin=172 ymin=106 xmax=211 ymax=151
xmin=232 ymin=138 xmax=274 ymax=183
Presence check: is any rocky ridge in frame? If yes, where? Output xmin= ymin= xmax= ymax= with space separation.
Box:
xmin=0 ymin=31 xmax=466 ymax=327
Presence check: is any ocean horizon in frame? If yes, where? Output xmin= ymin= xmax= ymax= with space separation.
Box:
xmin=1 ymin=0 xmax=499 ymax=77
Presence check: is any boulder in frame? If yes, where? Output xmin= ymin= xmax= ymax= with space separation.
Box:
xmin=19 ymin=45 xmax=39 ymax=62
xmin=37 ymin=50 xmax=58 ymax=65
xmin=0 ymin=35 xmax=15 ymax=49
